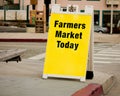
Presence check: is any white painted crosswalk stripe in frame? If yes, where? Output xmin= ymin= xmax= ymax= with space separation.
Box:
xmin=98 ymin=52 xmax=120 ymax=55
xmin=94 ymin=61 xmax=111 ymax=64
xmin=94 ymin=43 xmax=120 ymax=64
xmin=94 ymin=54 xmax=120 ymax=57
xmin=29 ymin=53 xmax=45 ymax=60
xmin=27 ymin=43 xmax=120 ymax=65
xmin=94 ymin=57 xmax=120 ymax=61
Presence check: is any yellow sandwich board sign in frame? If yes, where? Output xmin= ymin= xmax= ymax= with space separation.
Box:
xmin=43 ymin=6 xmax=93 ymax=81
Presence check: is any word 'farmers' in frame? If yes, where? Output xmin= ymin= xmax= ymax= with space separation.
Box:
xmin=54 ymin=20 xmax=86 ymax=29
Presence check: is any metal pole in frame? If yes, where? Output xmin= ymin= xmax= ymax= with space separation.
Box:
xmin=20 ymin=0 xmax=22 ymax=10
xmin=3 ymin=0 xmax=6 ymax=21
xmin=110 ymin=0 xmax=113 ymax=34
xmin=22 ymin=0 xmax=24 ymax=10
xmin=51 ymin=0 xmax=56 ymax=4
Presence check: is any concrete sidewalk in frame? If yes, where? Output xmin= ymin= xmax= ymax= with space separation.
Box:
xmin=0 ymin=32 xmax=120 ymax=43
xmin=0 ymin=59 xmax=115 ymax=96
xmin=0 ymin=32 xmax=119 ymax=96
xmin=94 ymin=32 xmax=120 ymax=43
xmin=0 ymin=33 xmax=48 ymax=42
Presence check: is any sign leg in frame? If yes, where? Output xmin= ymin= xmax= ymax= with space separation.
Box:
xmin=42 ymin=74 xmax=48 ymax=79
xmin=80 ymin=77 xmax=86 ymax=82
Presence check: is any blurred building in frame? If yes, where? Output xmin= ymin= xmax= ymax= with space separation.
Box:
xmin=55 ymin=0 xmax=120 ymax=29
xmin=0 ymin=0 xmax=120 ymax=28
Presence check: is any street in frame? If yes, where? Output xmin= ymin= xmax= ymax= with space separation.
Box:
xmin=0 ymin=42 xmax=46 ymax=59
xmin=0 ymin=26 xmax=26 ymax=32
xmin=94 ymin=43 xmax=120 ymax=96
xmin=0 ymin=42 xmax=120 ymax=95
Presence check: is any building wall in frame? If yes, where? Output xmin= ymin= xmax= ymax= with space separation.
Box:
xmin=2 ymin=0 xmax=120 ymax=12
xmin=14 ymin=0 xmax=19 ymax=4
xmin=55 ymin=0 xmax=120 ymax=27
xmin=37 ymin=0 xmax=44 ymax=11
xmin=1 ymin=0 xmax=120 ymax=27
xmin=0 ymin=0 xmax=4 ymax=6
xmin=18 ymin=0 xmax=44 ymax=10
xmin=56 ymin=0 xmax=120 ymax=10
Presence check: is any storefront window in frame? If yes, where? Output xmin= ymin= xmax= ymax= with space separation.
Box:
xmin=0 ymin=0 xmax=20 ymax=10
xmin=103 ymin=11 xmax=120 ymax=27
xmin=103 ymin=11 xmax=120 ymax=32
xmin=87 ymin=0 xmax=100 ymax=1
xmin=68 ymin=0 xmax=81 ymax=1
xmin=94 ymin=10 xmax=100 ymax=25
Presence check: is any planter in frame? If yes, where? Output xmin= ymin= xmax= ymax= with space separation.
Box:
xmin=26 ymin=24 xmax=35 ymax=33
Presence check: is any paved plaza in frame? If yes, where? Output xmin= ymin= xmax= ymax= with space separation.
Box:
xmin=0 ymin=32 xmax=120 ymax=96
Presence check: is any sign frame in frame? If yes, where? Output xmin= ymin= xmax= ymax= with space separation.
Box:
xmin=43 ymin=5 xmax=94 ymax=82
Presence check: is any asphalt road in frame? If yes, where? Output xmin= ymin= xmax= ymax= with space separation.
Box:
xmin=94 ymin=43 xmax=120 ymax=96
xmin=0 ymin=42 xmax=120 ymax=96
xmin=0 ymin=42 xmax=46 ymax=59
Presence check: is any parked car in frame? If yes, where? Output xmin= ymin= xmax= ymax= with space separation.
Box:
xmin=94 ymin=26 xmax=108 ymax=33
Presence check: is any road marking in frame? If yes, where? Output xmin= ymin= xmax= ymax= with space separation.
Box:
xmin=99 ymin=52 xmax=120 ymax=54
xmin=28 ymin=53 xmax=45 ymax=60
xmin=94 ymin=44 xmax=120 ymax=64
xmin=27 ymin=44 xmax=120 ymax=64
xmin=94 ymin=54 xmax=120 ymax=57
xmin=94 ymin=61 xmax=111 ymax=64
xmin=94 ymin=57 xmax=120 ymax=60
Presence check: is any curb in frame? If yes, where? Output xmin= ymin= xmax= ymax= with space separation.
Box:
xmin=71 ymin=72 xmax=115 ymax=96
xmin=0 ymin=38 xmax=47 ymax=42
xmin=72 ymin=83 xmax=103 ymax=96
